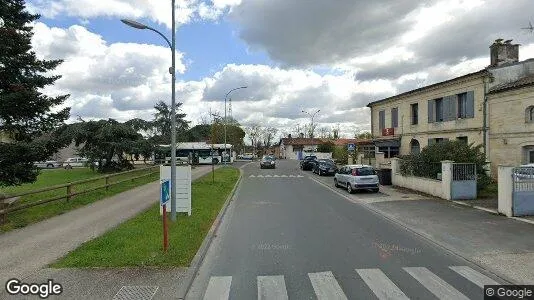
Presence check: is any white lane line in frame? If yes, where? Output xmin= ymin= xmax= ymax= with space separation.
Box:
xmin=289 ymin=175 xmax=295 ymax=178
xmin=297 ymin=175 xmax=304 ymax=178
xmin=308 ymin=271 xmax=348 ymax=300
xmin=404 ymin=267 xmax=469 ymax=300
xmin=257 ymin=175 xmax=264 ymax=178
xmin=257 ymin=275 xmax=288 ymax=300
xmin=449 ymin=266 xmax=499 ymax=288
xmin=203 ymin=276 xmax=232 ymax=300
xmin=356 ymin=269 xmax=409 ymax=300
xmin=265 ymin=175 xmax=272 ymax=177
xmin=274 ymin=175 xmax=280 ymax=177
xmin=281 ymin=175 xmax=288 ymax=177
xmin=249 ymin=175 xmax=256 ymax=178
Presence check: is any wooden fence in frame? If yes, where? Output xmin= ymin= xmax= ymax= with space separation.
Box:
xmin=0 ymin=166 xmax=159 ymax=224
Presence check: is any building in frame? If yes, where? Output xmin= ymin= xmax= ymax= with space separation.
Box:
xmin=487 ymin=75 xmax=534 ymax=171
xmin=278 ymin=135 xmax=325 ymax=159
xmin=367 ymin=39 xmax=534 ymax=175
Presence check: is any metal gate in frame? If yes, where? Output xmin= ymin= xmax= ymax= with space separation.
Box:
xmin=512 ymin=166 xmax=534 ymax=216
xmin=451 ymin=163 xmax=477 ymax=200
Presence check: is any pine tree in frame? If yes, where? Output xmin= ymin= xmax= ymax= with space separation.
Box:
xmin=0 ymin=0 xmax=70 ymax=186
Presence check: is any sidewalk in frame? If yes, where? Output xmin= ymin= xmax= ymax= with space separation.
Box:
xmin=0 ymin=165 xmax=217 ymax=289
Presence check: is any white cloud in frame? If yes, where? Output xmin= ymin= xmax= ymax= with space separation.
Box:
xmin=27 ymin=0 xmax=240 ymax=27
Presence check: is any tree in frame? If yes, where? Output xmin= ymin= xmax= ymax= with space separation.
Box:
xmin=0 ymin=1 xmax=70 ymax=186
xmin=318 ymin=127 xmax=330 ymax=139
xmin=262 ymin=127 xmax=278 ymax=149
xmin=332 ymin=124 xmax=340 ymax=139
xmin=181 ymin=124 xmax=211 ymax=142
xmin=244 ymin=124 xmax=261 ymax=154
xmin=317 ymin=141 xmax=335 ymax=153
xmin=61 ymin=119 xmax=151 ymax=172
xmin=356 ymin=131 xmax=373 ymax=139
xmin=151 ymin=101 xmax=189 ymax=144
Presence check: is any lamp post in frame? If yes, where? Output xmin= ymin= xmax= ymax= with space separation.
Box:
xmin=223 ymin=86 xmax=247 ymax=164
xmin=121 ymin=0 xmax=178 ymax=221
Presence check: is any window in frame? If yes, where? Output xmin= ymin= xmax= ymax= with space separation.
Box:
xmin=435 ymin=98 xmax=444 ymax=122
xmin=391 ymin=107 xmax=398 ymax=128
xmin=379 ymin=110 xmax=385 ymax=130
xmin=411 ymin=103 xmax=419 ymax=125
xmin=457 ymin=93 xmax=467 ymax=118
xmin=428 ymin=138 xmax=447 ymax=146
xmin=379 ymin=146 xmax=399 ymax=158
xmin=525 ymin=146 xmax=534 ymax=164
xmin=457 ymin=136 xmax=468 ymax=144
xmin=410 ymin=139 xmax=420 ymax=154
xmin=527 ymin=106 xmax=534 ymax=123
xmin=530 ymin=151 xmax=534 ymax=164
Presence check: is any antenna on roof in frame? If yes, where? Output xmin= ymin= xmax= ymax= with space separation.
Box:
xmin=521 ymin=21 xmax=533 ymax=33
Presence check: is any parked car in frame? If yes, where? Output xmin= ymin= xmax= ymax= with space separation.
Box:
xmin=63 ymin=157 xmax=90 ymax=169
xmin=334 ymin=164 xmax=379 ymax=193
xmin=300 ymin=155 xmax=317 ymax=171
xmin=313 ymin=159 xmax=338 ymax=176
xmin=514 ymin=164 xmax=534 ymax=179
xmin=260 ymin=155 xmax=276 ymax=169
xmin=34 ymin=160 xmax=62 ymax=169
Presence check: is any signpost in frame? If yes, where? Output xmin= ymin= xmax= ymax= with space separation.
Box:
xmin=160 ymin=179 xmax=170 ymax=252
xmin=347 ymin=143 xmax=355 ymax=152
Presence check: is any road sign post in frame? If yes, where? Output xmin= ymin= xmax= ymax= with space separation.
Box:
xmin=161 ymin=179 xmax=170 ymax=252
xmin=347 ymin=143 xmax=355 ymax=164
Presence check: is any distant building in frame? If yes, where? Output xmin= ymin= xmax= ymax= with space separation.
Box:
xmin=367 ymin=39 xmax=534 ymax=175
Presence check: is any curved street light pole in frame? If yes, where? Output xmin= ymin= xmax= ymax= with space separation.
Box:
xmin=223 ymin=86 xmax=247 ymax=164
xmin=121 ymin=0 xmax=178 ymax=222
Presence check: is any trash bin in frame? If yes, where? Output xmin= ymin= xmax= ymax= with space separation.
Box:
xmin=378 ymin=168 xmax=392 ymax=185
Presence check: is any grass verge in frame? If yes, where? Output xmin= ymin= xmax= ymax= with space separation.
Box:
xmin=1 ymin=167 xmax=158 ymax=232
xmin=51 ymin=166 xmax=240 ymax=268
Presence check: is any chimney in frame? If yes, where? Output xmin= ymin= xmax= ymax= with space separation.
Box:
xmin=490 ymin=38 xmax=519 ymax=67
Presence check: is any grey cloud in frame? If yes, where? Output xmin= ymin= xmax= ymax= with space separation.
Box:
xmin=230 ymin=0 xmax=430 ymax=67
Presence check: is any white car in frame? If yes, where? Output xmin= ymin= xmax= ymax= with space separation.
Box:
xmin=63 ymin=157 xmax=89 ymax=169
xmin=34 ymin=160 xmax=62 ymax=169
xmin=514 ymin=164 xmax=534 ymax=179
xmin=334 ymin=164 xmax=380 ymax=193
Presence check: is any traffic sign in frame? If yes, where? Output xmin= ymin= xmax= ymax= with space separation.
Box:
xmin=347 ymin=143 xmax=355 ymax=152
xmin=160 ymin=179 xmax=170 ymax=206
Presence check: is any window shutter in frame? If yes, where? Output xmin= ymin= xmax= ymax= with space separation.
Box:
xmin=443 ymin=95 xmax=457 ymax=121
xmin=428 ymin=100 xmax=435 ymax=123
xmin=391 ymin=107 xmax=398 ymax=128
xmin=466 ymin=91 xmax=475 ymax=118
xmin=428 ymin=138 xmax=435 ymax=146
xmin=379 ymin=110 xmax=385 ymax=130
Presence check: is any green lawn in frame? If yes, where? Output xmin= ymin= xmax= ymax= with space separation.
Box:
xmin=0 ymin=167 xmax=158 ymax=232
xmin=51 ymin=167 xmax=240 ymax=268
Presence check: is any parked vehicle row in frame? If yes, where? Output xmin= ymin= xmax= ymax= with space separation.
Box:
xmin=300 ymin=155 xmax=379 ymax=193
xmin=33 ymin=157 xmax=96 ymax=169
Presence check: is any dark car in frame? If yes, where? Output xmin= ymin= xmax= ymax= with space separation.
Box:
xmin=260 ymin=156 xmax=276 ymax=169
xmin=300 ymin=155 xmax=317 ymax=171
xmin=313 ymin=159 xmax=338 ymax=176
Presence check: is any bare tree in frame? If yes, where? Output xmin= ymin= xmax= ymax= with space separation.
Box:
xmin=244 ymin=123 xmax=262 ymax=155
xmin=318 ymin=127 xmax=329 ymax=139
xmin=332 ymin=124 xmax=340 ymax=139
xmin=262 ymin=127 xmax=278 ymax=149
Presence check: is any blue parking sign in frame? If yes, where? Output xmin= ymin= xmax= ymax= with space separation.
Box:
xmin=161 ymin=180 xmax=170 ymax=206
xmin=347 ymin=143 xmax=355 ymax=151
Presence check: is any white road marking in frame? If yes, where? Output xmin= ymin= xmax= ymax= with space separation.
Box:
xmin=281 ymin=175 xmax=287 ymax=177
xmin=289 ymin=175 xmax=295 ymax=178
xmin=308 ymin=271 xmax=348 ymax=300
xmin=356 ymin=268 xmax=410 ymax=300
xmin=203 ymin=276 xmax=232 ymax=300
xmin=265 ymin=175 xmax=272 ymax=177
xmin=404 ymin=267 xmax=469 ymax=300
xmin=249 ymin=175 xmax=256 ymax=178
xmin=274 ymin=175 xmax=280 ymax=177
xmin=297 ymin=175 xmax=304 ymax=178
xmin=257 ymin=275 xmax=289 ymax=300
xmin=257 ymin=175 xmax=264 ymax=178
xmin=449 ymin=266 xmax=499 ymax=288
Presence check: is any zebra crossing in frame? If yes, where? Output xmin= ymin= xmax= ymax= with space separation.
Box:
xmin=249 ymin=174 xmax=305 ymax=178
xmin=202 ymin=265 xmax=499 ymax=300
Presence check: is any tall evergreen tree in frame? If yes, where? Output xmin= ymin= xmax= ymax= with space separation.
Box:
xmin=0 ymin=0 xmax=70 ymax=186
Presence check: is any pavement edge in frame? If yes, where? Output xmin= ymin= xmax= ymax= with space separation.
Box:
xmin=176 ymin=163 xmax=251 ymax=299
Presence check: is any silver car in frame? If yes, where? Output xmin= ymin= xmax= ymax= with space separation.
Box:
xmin=34 ymin=160 xmax=62 ymax=169
xmin=334 ymin=164 xmax=379 ymax=193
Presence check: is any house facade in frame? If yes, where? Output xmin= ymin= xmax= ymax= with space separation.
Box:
xmin=278 ymin=136 xmax=325 ymax=159
xmin=367 ymin=39 xmax=534 ymax=176
xmin=488 ymin=76 xmax=534 ymax=173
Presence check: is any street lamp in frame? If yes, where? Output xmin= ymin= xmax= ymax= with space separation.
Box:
xmin=121 ymin=0 xmax=179 ymax=222
xmin=223 ymin=86 xmax=247 ymax=164
xmin=301 ymin=109 xmax=320 ymax=139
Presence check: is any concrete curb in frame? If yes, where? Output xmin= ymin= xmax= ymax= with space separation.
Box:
xmin=307 ymin=175 xmax=518 ymax=286
xmin=176 ymin=163 xmax=250 ymax=299
xmin=452 ymin=200 xmax=534 ymax=225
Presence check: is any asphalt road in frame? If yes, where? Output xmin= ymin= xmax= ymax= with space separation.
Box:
xmin=187 ymin=160 xmax=503 ymax=299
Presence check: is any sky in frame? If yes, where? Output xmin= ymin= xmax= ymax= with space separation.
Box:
xmin=22 ymin=0 xmax=534 ymax=140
